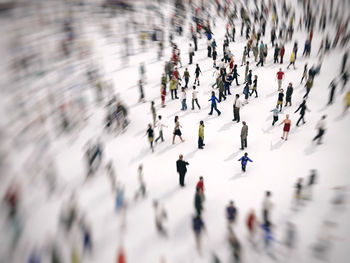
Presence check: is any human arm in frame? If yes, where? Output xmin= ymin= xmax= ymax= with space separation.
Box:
xmin=238 ymin=157 xmax=243 ymax=161
xmin=248 ymin=158 xmax=253 ymax=162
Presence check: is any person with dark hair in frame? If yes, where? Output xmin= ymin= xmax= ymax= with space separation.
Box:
xmin=191 ymin=86 xmax=201 ymax=110
xmin=232 ymin=64 xmax=240 ymax=86
xmin=226 ymin=201 xmax=237 ymax=225
xmin=176 ymin=154 xmax=189 ymax=187
xmin=146 ymin=124 xmax=154 ymax=153
xmin=192 ymin=215 xmax=205 ymax=253
xmin=313 ymin=115 xmax=327 ymax=144
xmin=285 ymin=83 xmax=294 ymax=106
xmin=328 ymin=79 xmax=337 ymax=105
xmin=232 ymin=94 xmax=242 ymax=122
xmin=240 ymin=121 xmax=248 ymax=150
xmin=208 ymin=91 xmax=221 ymax=116
xmin=194 ymin=186 xmax=203 ymax=216
xmin=250 ymin=75 xmax=258 ymax=97
xmin=295 ymin=100 xmax=309 ymax=126
xmin=155 ymin=115 xmax=168 ymax=143
xmin=173 ymin=116 xmax=184 ymax=144
xmin=194 ymin=64 xmax=202 ymax=85
xmin=198 ymin=121 xmax=205 ymax=149
xmin=276 ymin=89 xmax=284 ymax=112
xmin=238 ymin=152 xmax=253 ymax=172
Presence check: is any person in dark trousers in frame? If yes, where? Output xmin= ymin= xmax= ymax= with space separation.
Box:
xmin=240 ymin=121 xmax=248 ymax=150
xmin=270 ymin=107 xmax=279 ymax=125
xmin=224 ymin=73 xmax=233 ymax=95
xmin=189 ymin=44 xmax=195 ymax=65
xmin=218 ymin=78 xmax=226 ymax=102
xmin=194 ymin=187 xmax=203 ymax=216
xmin=238 ymin=152 xmax=253 ymax=172
xmin=191 ymin=86 xmax=201 ymax=110
xmin=233 ymin=94 xmax=242 ymax=122
xmin=328 ymin=79 xmax=337 ymax=105
xmin=232 ymin=64 xmax=240 ymax=85
xmin=300 ymin=64 xmax=308 ymax=83
xmin=226 ymin=201 xmax=237 ymax=225
xmin=192 ymin=215 xmax=205 ymax=253
xmin=285 ymin=83 xmax=294 ymax=106
xmin=250 ymin=75 xmax=258 ymax=97
xmin=341 ymin=52 xmax=348 ymax=74
xmin=194 ymin=64 xmax=202 ymax=85
xmin=198 ymin=120 xmax=205 ymax=149
xmin=176 ymin=154 xmax=189 ymax=187
xmin=276 ymin=89 xmax=284 ymax=112
xmin=192 ymin=33 xmax=198 ymax=51
xmin=208 ymin=91 xmax=221 ymax=116
xmin=273 ymin=44 xmax=280 ymax=63
xmin=183 ymin=68 xmax=190 ymax=88
xmin=295 ymin=100 xmax=309 ymax=126
xmin=212 ymin=47 xmax=217 ymax=67
xmin=146 ymin=124 xmax=154 ymax=153
xmin=313 ymin=115 xmax=326 ymax=144
xmin=303 ymin=77 xmax=313 ymax=99
xmin=138 ymin=79 xmax=145 ymax=102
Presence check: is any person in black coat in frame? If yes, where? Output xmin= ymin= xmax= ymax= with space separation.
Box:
xmin=232 ymin=64 xmax=240 ymax=86
xmin=176 ymin=154 xmax=189 ymax=187
xmin=194 ymin=187 xmax=203 ymax=216
xmin=295 ymin=100 xmax=309 ymax=126
xmin=328 ymin=79 xmax=337 ymax=105
xmin=285 ymin=83 xmax=294 ymax=106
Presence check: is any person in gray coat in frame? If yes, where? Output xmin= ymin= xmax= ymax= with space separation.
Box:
xmin=240 ymin=121 xmax=248 ymax=150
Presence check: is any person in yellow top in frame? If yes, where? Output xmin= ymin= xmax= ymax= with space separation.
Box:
xmin=198 ymin=120 xmax=205 ymax=149
xmin=345 ymin=91 xmax=350 ymax=113
xmin=169 ymin=76 xmax=178 ymax=100
xmin=287 ymin=51 xmax=296 ymax=69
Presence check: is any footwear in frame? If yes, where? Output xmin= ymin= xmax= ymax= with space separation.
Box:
xmin=281 ymin=137 xmax=284 ymax=140
xmin=232 ymin=119 xmax=236 ymax=121
xmin=240 ymin=148 xmax=244 ymax=150
xmin=218 ymin=112 xmax=221 ymax=116
xmin=208 ymin=113 xmax=212 ymax=115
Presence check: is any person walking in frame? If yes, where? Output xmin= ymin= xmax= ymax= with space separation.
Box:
xmin=276 ymin=68 xmax=285 ymax=90
xmin=287 ymin=50 xmax=296 ymax=69
xmin=300 ymin=64 xmax=308 ymax=83
xmin=189 ymin=44 xmax=195 ymax=65
xmin=138 ymin=79 xmax=145 ymax=102
xmin=212 ymin=47 xmax=217 ymax=68
xmin=273 ymin=44 xmax=280 ymax=63
xmin=153 ymin=200 xmax=167 ymax=236
xmin=249 ymin=75 xmax=258 ymax=97
xmin=295 ymin=100 xmax=309 ymax=126
xmin=312 ymin=115 xmax=327 ymax=144
xmin=218 ymin=78 xmax=226 ymax=102
xmin=198 ymin=121 xmax=205 ymax=149
xmin=270 ymin=106 xmax=279 ymax=125
xmin=196 ymin=176 xmax=205 ymax=199
xmin=208 ymin=91 xmax=221 ymax=116
xmin=303 ymin=77 xmax=313 ymax=99
xmin=192 ymin=215 xmax=205 ymax=254
xmin=155 ymin=115 xmax=168 ymax=143
xmin=160 ymin=84 xmax=166 ymax=108
xmin=246 ymin=209 xmax=258 ymax=243
xmin=243 ymin=83 xmax=250 ymax=104
xmin=169 ymin=76 xmax=178 ymax=100
xmin=238 ymin=152 xmax=253 ymax=172
xmin=285 ymin=83 xmax=294 ymax=106
xmin=161 ymin=73 xmax=167 ymax=92
xmin=194 ymin=187 xmax=203 ymax=216
xmin=191 ymin=86 xmax=201 ymax=110
xmin=256 ymin=49 xmax=264 ymax=67
xmin=244 ymin=62 xmax=250 ymax=82
xmin=176 ymin=154 xmax=189 ymax=187
xmin=279 ymin=114 xmax=291 ymax=140
xmin=240 ymin=121 xmax=248 ymax=150
xmin=328 ymin=79 xmax=337 ymax=105
xmin=226 ymin=201 xmax=237 ymax=225
xmin=241 ymin=46 xmax=247 ymax=66
xmin=232 ymin=94 xmax=242 ymax=122
xmin=194 ymin=64 xmax=202 ymax=85
xmin=146 ymin=124 xmax=154 ymax=153
xmin=173 ymin=116 xmax=184 ymax=144
xmin=276 ymin=89 xmax=284 ymax=112
xmin=180 ymin=88 xmax=187 ymax=111
xmin=280 ymin=45 xmax=285 ymax=63
xmin=183 ymin=68 xmax=190 ymax=88
xmin=151 ymin=101 xmax=156 ymax=127
xmin=232 ymin=64 xmax=240 ymax=86
xmin=262 ymin=191 xmax=273 ymax=227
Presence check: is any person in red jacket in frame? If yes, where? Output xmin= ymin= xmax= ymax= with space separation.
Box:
xmin=196 ymin=176 xmax=205 ymax=200
xmin=246 ymin=209 xmax=258 ymax=243
xmin=117 ymin=247 xmax=126 ymax=263
xmin=280 ymin=45 xmax=285 ymax=64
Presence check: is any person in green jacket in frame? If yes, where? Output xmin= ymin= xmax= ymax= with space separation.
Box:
xmin=169 ymin=76 xmax=179 ymax=99
xmin=198 ymin=120 xmax=205 ymax=149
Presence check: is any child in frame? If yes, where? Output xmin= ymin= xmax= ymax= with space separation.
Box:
xmin=146 ymin=124 xmax=154 ymax=152
xmin=238 ymin=152 xmax=253 ymax=172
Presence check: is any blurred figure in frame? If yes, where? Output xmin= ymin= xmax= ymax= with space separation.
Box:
xmin=117 ymin=246 xmax=126 ymax=263
xmin=106 ymin=160 xmax=117 ymax=192
xmin=192 ymin=215 xmax=205 ymax=254
xmin=284 ymin=222 xmax=297 ymax=249
xmin=328 ymin=79 xmax=337 ymax=105
xmin=313 ymin=115 xmax=327 ymax=145
xmin=134 ymin=164 xmax=146 ymax=200
xmin=228 ymin=227 xmax=241 ymax=262
xmin=311 ymin=221 xmax=338 ymax=261
xmin=194 ymin=186 xmax=203 ymax=216
xmin=154 ymin=200 xmax=167 ymax=236
xmin=226 ymin=200 xmax=237 ymax=226
xmin=262 ymin=191 xmax=273 ymax=227
xmin=246 ymin=209 xmax=258 ymax=244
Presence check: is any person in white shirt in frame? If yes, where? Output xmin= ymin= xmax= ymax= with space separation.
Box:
xmin=207 ymin=39 xmax=212 ymax=57
xmin=155 ymin=115 xmax=168 ymax=143
xmin=191 ymin=86 xmax=201 ymax=110
xmin=211 ymin=67 xmax=221 ymax=88
xmin=262 ymin=191 xmax=273 ymax=227
xmin=313 ymin=115 xmax=326 ymax=145
xmin=189 ymin=43 xmax=195 ymax=65
xmin=232 ymin=94 xmax=242 ymax=122
xmin=181 ymin=87 xmax=187 ymax=110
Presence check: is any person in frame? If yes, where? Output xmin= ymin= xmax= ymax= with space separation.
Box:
xmin=313 ymin=115 xmax=327 ymax=144
xmin=218 ymin=78 xmax=226 ymax=102
xmin=180 ymin=87 xmax=187 ymax=111
xmin=238 ymin=152 xmax=253 ymax=172
xmin=328 ymin=79 xmax=337 ymax=105
xmin=295 ymin=100 xmax=309 ymax=126
xmin=276 ymin=89 xmax=284 ymax=112
xmin=270 ymin=106 xmax=279 ymax=125
xmin=344 ymin=91 xmax=350 ymax=113
xmin=194 ymin=64 xmax=202 ymax=85
xmin=208 ymin=91 xmax=221 ymax=116
xmin=224 ymin=73 xmax=233 ymax=95
xmin=134 ymin=164 xmax=146 ymax=199
xmin=287 ymin=50 xmax=296 ymax=69
xmin=212 ymin=47 xmax=217 ymax=68
xmin=173 ymin=116 xmax=184 ymax=144
xmin=138 ymin=79 xmax=145 ymax=102
xmin=285 ymin=83 xmax=294 ymax=106
xmin=160 ymin=84 xmax=166 ymax=108
xmin=169 ymin=76 xmax=178 ymax=100
xmin=228 ymin=226 xmax=241 ymax=262
xmin=341 ymin=52 xmax=348 ymax=74
xmin=192 ymin=215 xmax=205 ymax=253
xmin=232 ymin=94 xmax=242 ymax=122
xmin=196 ymin=176 xmax=205 ymax=199
xmin=243 ymin=83 xmax=249 ymax=104
xmin=250 ymin=75 xmax=258 ymax=97
xmin=155 ymin=115 xmax=167 ymax=143
xmin=226 ymin=201 xmax=237 ymax=225
xmin=305 ymin=170 xmax=317 ymax=200
xmin=153 ymin=200 xmax=167 ymax=236
xmin=189 ymin=43 xmax=195 ymax=65
xmin=191 ymin=86 xmax=201 ymax=110
xmin=207 ymin=38 xmax=212 ymax=57
xmin=295 ymin=178 xmax=303 ymax=202
xmin=244 ymin=61 xmax=250 ymax=82
xmin=151 ymin=101 xmax=156 ymax=128
xmin=280 ymin=45 xmax=285 ymax=63
xmin=303 ymin=77 xmax=313 ymax=98
xmin=183 ymin=68 xmax=190 ymax=88
xmin=256 ymin=49 xmax=264 ymax=66
xmin=240 ymin=121 xmax=248 ymax=150
xmin=232 ymin=64 xmax=240 ymax=86
xmin=273 ymin=44 xmax=280 ymax=63
xmin=279 ymin=114 xmax=291 ymax=140
xmin=194 ymin=187 xmax=203 ymax=216
xmin=146 ymin=124 xmax=154 ymax=153
xmin=241 ymin=46 xmax=247 ymax=66
xmin=262 ymin=191 xmax=273 ymax=227
xmin=198 ymin=121 xmax=205 ymax=149
xmin=176 ymin=154 xmax=189 ymax=187
xmin=301 ymin=64 xmax=308 ymax=83
xmin=276 ymin=68 xmax=284 ymax=90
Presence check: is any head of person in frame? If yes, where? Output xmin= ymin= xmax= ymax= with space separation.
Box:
xmin=249 ymin=69 xmax=252 ymax=73
xmin=196 ymin=64 xmax=199 ymax=67
xmin=229 ymin=200 xmax=234 ymax=206
xmin=247 ymin=61 xmax=249 ymax=65
xmin=199 ymin=176 xmax=203 ymax=182
xmin=175 ymin=116 xmax=178 ymax=122
xmin=322 ymin=115 xmax=327 ymax=119
xmin=179 ymin=154 xmax=183 ymax=160
xmin=148 ymin=123 xmax=152 ymax=128
xmin=244 ymin=152 xmax=248 ymax=157
xmin=254 ymin=75 xmax=257 ymax=79
xmin=242 ymin=121 xmax=246 ymax=125
xmin=286 ymin=114 xmax=289 ymax=119
xmin=151 ymin=101 xmax=155 ymax=105
xmin=211 ymin=91 xmax=215 ymax=96
xmin=289 ymin=82 xmax=292 ymax=86
xmin=236 ymin=94 xmax=240 ymax=98
xmin=158 ymin=115 xmax=162 ymax=120
xmin=193 ymin=86 xmax=196 ymax=90
xmin=279 ymin=68 xmax=282 ymax=71
xmin=266 ymin=191 xmax=271 ymax=197
xmin=182 ymin=87 xmax=185 ymax=92
xmin=200 ymin=120 xmax=204 ymax=126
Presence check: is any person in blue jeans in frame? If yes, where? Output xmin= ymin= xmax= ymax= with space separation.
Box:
xmin=208 ymin=91 xmax=221 ymax=116
xmin=238 ymin=152 xmax=253 ymax=172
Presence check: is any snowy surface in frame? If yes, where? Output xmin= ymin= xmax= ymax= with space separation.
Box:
xmin=1 ymin=0 xmax=350 ymax=262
